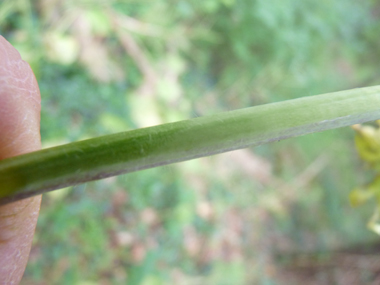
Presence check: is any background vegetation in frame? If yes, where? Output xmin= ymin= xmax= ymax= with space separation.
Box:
xmin=1 ymin=0 xmax=380 ymax=283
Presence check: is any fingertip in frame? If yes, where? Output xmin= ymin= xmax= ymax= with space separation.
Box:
xmin=0 ymin=35 xmax=42 ymax=283
xmin=0 ymin=35 xmax=23 ymax=62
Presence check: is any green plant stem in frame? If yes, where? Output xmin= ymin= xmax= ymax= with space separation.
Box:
xmin=1 ymin=86 xmax=380 ymax=204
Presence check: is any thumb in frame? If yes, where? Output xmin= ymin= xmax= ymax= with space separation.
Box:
xmin=0 ymin=36 xmax=42 ymax=283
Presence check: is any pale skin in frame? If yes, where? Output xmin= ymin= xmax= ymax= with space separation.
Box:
xmin=0 ymin=36 xmax=41 ymax=283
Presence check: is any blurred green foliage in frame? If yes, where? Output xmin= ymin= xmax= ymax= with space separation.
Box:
xmin=350 ymin=122 xmax=380 ymax=235
xmin=1 ymin=0 xmax=380 ymax=284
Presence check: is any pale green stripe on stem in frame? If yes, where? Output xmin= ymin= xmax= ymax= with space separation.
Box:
xmin=1 ymin=86 xmax=380 ymax=204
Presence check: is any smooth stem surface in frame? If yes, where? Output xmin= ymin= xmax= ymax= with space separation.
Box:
xmin=1 ymin=86 xmax=380 ymax=204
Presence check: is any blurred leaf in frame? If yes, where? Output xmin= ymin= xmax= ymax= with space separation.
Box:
xmin=0 ymin=0 xmax=15 ymax=27
xmin=141 ymin=275 xmax=165 ymax=285
xmin=45 ymin=186 xmax=72 ymax=202
xmin=84 ymin=9 xmax=112 ymax=36
xmin=351 ymin=122 xmax=380 ymax=235
xmin=100 ymin=113 xmax=131 ymax=133
xmin=352 ymin=121 xmax=380 ymax=166
xmin=368 ymin=208 xmax=380 ymax=235
xmin=44 ymin=32 xmax=79 ymax=65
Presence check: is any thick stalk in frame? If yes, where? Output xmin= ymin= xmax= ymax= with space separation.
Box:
xmin=1 ymin=86 xmax=380 ymax=204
